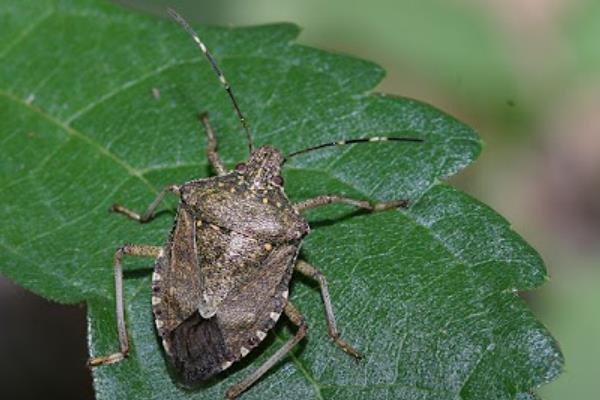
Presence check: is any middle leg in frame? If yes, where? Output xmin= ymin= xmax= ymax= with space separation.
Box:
xmin=225 ymin=302 xmax=308 ymax=399
xmin=294 ymin=194 xmax=408 ymax=213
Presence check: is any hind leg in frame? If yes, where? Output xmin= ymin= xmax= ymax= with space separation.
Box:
xmin=225 ymin=302 xmax=308 ymax=399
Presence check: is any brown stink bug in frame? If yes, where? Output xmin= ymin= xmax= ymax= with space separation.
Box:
xmin=88 ymin=9 xmax=423 ymax=399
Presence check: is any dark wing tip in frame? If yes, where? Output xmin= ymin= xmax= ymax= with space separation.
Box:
xmin=168 ymin=312 xmax=233 ymax=383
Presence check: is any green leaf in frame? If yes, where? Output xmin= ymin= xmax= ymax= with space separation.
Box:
xmin=0 ymin=1 xmax=562 ymax=399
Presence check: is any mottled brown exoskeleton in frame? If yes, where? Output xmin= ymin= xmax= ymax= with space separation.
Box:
xmin=88 ymin=9 xmax=423 ymax=399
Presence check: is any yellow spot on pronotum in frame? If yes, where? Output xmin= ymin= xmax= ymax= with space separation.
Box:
xmin=276 ymin=202 xmax=282 ymax=208
xmin=230 ymin=187 xmax=236 ymax=193
xmin=196 ymin=220 xmax=203 ymax=227
xmin=264 ymin=243 xmax=273 ymax=251
xmin=262 ymin=197 xmax=269 ymax=204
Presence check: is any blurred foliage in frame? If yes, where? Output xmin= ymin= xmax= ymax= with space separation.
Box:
xmin=564 ymin=0 xmax=600 ymax=81
xmin=537 ymin=267 xmax=600 ymax=400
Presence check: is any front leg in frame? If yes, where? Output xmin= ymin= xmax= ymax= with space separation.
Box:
xmin=294 ymin=194 xmax=408 ymax=213
xmin=199 ymin=112 xmax=227 ymax=176
xmin=112 ymin=184 xmax=180 ymax=223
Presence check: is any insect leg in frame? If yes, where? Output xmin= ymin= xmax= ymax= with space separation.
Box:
xmin=112 ymin=184 xmax=180 ymax=223
xmin=295 ymin=260 xmax=363 ymax=359
xmin=198 ymin=112 xmax=227 ymax=175
xmin=88 ymin=244 xmax=163 ymax=366
xmin=294 ymin=194 xmax=408 ymax=212
xmin=225 ymin=302 xmax=308 ymax=399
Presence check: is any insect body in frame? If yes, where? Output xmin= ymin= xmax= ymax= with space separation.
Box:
xmin=89 ymin=9 xmax=422 ymax=399
xmin=155 ymin=145 xmax=308 ymax=384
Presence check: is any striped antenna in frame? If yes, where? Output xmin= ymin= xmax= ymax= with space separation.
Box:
xmin=167 ymin=8 xmax=254 ymax=153
xmin=286 ymin=136 xmax=424 ymax=158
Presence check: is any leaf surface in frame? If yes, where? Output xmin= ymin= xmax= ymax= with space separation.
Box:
xmin=0 ymin=1 xmax=562 ymax=399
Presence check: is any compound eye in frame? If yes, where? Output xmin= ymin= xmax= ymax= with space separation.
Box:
xmin=273 ymin=175 xmax=284 ymax=186
xmin=235 ymin=163 xmax=247 ymax=173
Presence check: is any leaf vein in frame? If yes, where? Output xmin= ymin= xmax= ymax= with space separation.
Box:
xmin=0 ymin=9 xmax=54 ymax=59
xmin=64 ymin=58 xmax=199 ymax=124
xmin=24 ymin=178 xmax=130 ymax=246
xmin=0 ymin=88 xmax=158 ymax=196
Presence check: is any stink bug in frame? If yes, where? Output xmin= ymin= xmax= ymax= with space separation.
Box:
xmin=89 ymin=9 xmax=423 ymax=399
